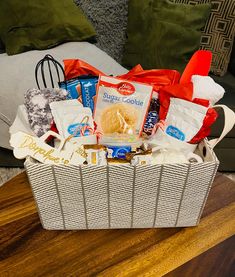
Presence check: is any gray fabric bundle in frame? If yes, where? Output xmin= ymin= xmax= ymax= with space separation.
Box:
xmin=74 ymin=0 xmax=128 ymax=63
xmin=24 ymin=88 xmax=67 ymax=137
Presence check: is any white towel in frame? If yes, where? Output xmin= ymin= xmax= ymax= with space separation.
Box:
xmin=192 ymin=75 xmax=225 ymax=105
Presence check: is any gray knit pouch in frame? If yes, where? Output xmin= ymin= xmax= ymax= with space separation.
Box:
xmin=24 ymin=88 xmax=67 ymax=137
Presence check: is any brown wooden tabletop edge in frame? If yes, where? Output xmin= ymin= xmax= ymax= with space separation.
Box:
xmin=96 ymin=202 xmax=235 ymax=277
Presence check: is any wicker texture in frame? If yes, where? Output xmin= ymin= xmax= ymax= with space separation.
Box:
xmin=25 ymin=140 xmax=219 ymax=230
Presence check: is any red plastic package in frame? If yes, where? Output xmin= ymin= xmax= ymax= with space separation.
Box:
xmin=64 ymin=59 xmax=105 ymax=80
xmin=158 ymin=82 xmax=194 ymax=120
xmin=64 ymin=60 xmax=181 ymax=91
xmin=62 ymin=58 xmax=218 ymax=143
xmin=158 ymin=83 xmax=217 ymax=143
xmin=63 ymin=60 xmax=181 ymax=104
xmin=118 ymin=65 xmax=181 ymax=91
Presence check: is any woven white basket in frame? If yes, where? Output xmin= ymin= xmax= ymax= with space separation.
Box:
xmin=24 ymin=139 xmax=217 ymax=229
xmin=24 ymin=105 xmax=234 ymax=229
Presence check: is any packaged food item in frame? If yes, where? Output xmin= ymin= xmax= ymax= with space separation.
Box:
xmin=149 ymin=127 xmax=203 ymax=164
xmin=143 ymin=94 xmax=160 ymax=136
xmin=152 ymin=149 xmax=203 ymax=164
xmin=50 ymin=100 xmax=94 ymax=142
xmin=131 ymin=153 xmax=153 ymax=166
xmin=100 ymin=135 xmax=142 ymax=159
xmin=63 ymin=113 xmax=93 ymax=138
xmin=84 ymin=145 xmax=107 ymax=165
xmin=59 ymin=78 xmax=81 ymax=100
xmin=80 ymin=77 xmax=98 ymax=113
xmin=164 ymin=98 xmax=208 ymax=142
xmin=59 ymin=75 xmax=98 ymax=102
xmin=152 ymin=149 xmax=189 ymax=164
xmin=50 ymin=99 xmax=83 ymax=109
xmin=94 ymin=76 xmax=153 ymax=137
xmin=126 ymin=150 xmax=152 ymax=166
xmin=149 ymin=128 xmax=197 ymax=156
xmin=50 ymin=100 xmax=83 ymax=135
xmin=106 ymin=144 xmax=131 ymax=159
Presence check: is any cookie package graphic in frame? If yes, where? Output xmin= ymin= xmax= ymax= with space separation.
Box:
xmin=94 ymin=76 xmax=153 ymax=137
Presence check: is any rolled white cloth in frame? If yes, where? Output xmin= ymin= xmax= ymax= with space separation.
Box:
xmin=192 ymin=75 xmax=225 ymax=105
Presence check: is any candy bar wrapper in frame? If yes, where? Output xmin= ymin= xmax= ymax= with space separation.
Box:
xmin=143 ymin=95 xmax=160 ymax=136
xmin=84 ymin=145 xmax=107 ymax=165
xmin=106 ymin=145 xmax=132 ymax=159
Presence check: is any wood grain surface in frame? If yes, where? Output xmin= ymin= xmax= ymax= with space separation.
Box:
xmin=165 ymin=235 xmax=235 ymax=277
xmin=0 ymin=172 xmax=234 ymax=277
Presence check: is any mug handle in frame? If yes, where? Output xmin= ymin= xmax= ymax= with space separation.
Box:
xmin=208 ymin=105 xmax=235 ymax=149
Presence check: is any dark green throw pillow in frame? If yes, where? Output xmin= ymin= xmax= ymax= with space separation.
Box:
xmin=123 ymin=0 xmax=211 ymax=73
xmin=0 ymin=0 xmax=96 ymax=55
xmin=228 ymin=40 xmax=235 ymax=76
xmin=0 ymin=38 xmax=5 ymax=54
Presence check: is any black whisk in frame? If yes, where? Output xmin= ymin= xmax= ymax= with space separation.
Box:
xmin=35 ymin=54 xmax=66 ymax=89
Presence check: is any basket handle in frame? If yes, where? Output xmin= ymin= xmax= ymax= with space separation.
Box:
xmin=208 ymin=105 xmax=235 ymax=149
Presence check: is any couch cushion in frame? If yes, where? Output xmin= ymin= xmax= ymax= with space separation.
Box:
xmin=122 ymin=0 xmax=211 ymax=73
xmin=228 ymin=40 xmax=235 ymax=76
xmin=0 ymin=38 xmax=5 ymax=54
xmin=0 ymin=0 xmax=96 ymax=55
xmin=0 ymin=147 xmax=24 ymax=167
xmin=212 ymin=138 xmax=235 ymax=171
xmin=212 ymin=72 xmax=235 ymax=110
xmin=210 ymin=72 xmax=235 ymax=138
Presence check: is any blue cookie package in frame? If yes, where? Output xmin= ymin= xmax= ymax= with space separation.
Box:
xmin=59 ymin=76 xmax=98 ymax=112
xmin=59 ymin=78 xmax=80 ymax=99
xmin=80 ymin=77 xmax=98 ymax=113
xmin=106 ymin=145 xmax=132 ymax=159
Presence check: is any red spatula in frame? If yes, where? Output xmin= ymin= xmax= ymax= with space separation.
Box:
xmin=180 ymin=50 xmax=212 ymax=84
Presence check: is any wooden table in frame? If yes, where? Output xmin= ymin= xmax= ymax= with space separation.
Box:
xmin=0 ymin=172 xmax=234 ymax=276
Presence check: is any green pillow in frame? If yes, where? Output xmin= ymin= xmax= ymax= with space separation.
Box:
xmin=0 ymin=38 xmax=5 ymax=54
xmin=0 ymin=0 xmax=96 ymax=55
xmin=122 ymin=0 xmax=211 ymax=73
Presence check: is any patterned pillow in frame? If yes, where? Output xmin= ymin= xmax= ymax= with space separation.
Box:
xmin=171 ymin=0 xmax=235 ymax=76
